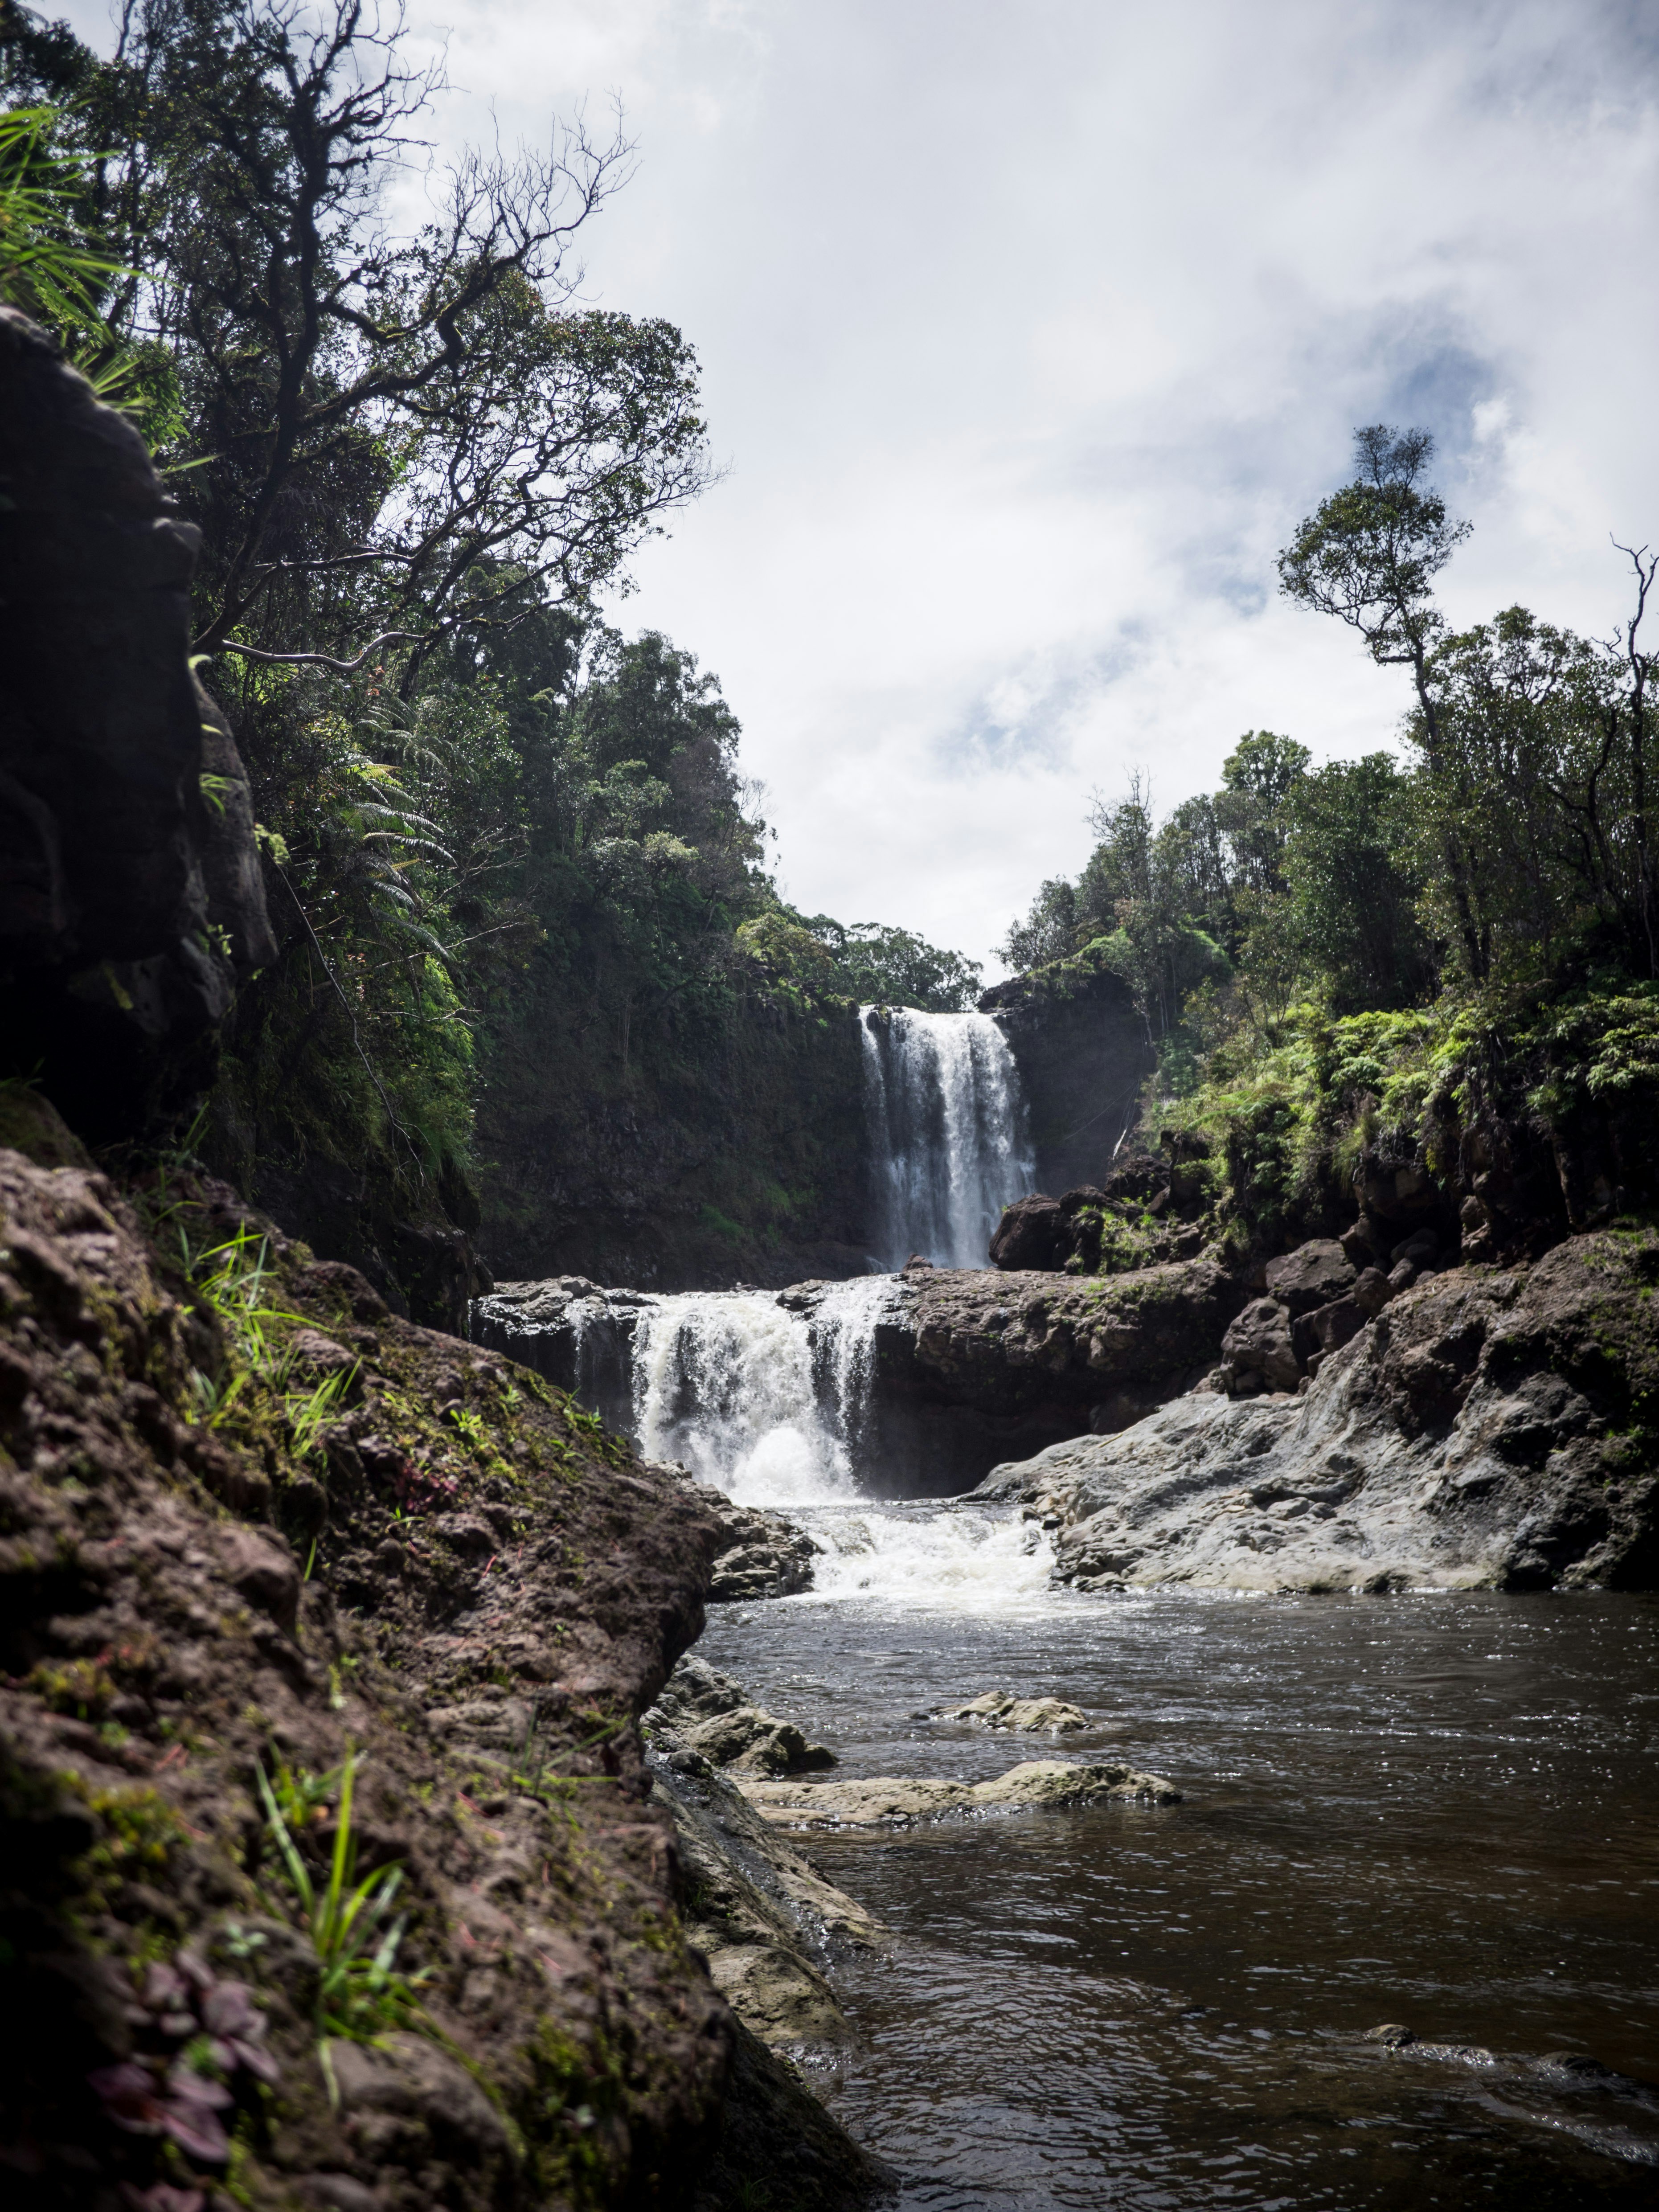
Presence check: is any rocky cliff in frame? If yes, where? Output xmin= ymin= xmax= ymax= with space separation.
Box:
xmin=979 ymin=955 xmax=1155 ymax=1194
xmin=0 ymin=306 xmax=274 ymax=1136
xmin=975 ymin=1227 xmax=1659 ymax=1592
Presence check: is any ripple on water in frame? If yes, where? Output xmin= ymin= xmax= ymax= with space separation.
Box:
xmin=700 ymin=1508 xmax=1659 ymax=2210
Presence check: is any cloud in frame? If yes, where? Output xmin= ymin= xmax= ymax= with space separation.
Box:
xmin=55 ymin=0 xmax=1659 ymax=966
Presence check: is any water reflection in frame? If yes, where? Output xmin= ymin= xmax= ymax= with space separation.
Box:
xmin=703 ymin=1532 xmax=1659 ymax=2208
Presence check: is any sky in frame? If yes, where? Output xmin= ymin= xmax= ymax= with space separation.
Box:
xmin=59 ymin=0 xmax=1659 ymax=971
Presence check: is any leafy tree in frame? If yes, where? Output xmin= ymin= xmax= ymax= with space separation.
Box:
xmin=996 ymin=876 xmax=1077 ymax=971
xmin=1280 ymin=754 xmax=1433 ymax=1014
xmin=802 ymin=918 xmax=982 ymax=1012
xmin=10 ymin=0 xmax=712 ymax=672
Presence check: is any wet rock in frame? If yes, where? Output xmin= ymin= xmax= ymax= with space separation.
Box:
xmin=704 ymin=1498 xmax=821 ymax=1602
xmin=976 ymin=1229 xmax=1659 ymax=1591
xmin=647 ymin=1655 xmax=837 ymax=1776
xmin=943 ymin=1690 xmax=1087 ymax=1733
xmin=651 ymin=1755 xmax=885 ymax=2055
xmin=737 ymin=1759 xmax=1180 ymax=1828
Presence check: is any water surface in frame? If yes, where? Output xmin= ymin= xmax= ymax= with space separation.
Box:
xmin=701 ymin=1503 xmax=1659 ymax=2208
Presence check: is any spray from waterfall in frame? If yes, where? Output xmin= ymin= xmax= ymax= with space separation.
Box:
xmin=861 ymin=1007 xmax=1035 ymax=1268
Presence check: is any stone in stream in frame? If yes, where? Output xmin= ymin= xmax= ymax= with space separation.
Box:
xmin=647 ymin=1653 xmax=837 ymax=1776
xmin=942 ymin=1689 xmax=1088 ymax=1732
xmin=737 ymin=1759 xmax=1181 ymax=1828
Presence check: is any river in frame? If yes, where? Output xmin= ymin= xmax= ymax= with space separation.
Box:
xmin=700 ymin=1501 xmax=1659 ymax=2208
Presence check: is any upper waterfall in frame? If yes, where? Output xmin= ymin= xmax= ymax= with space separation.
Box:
xmin=860 ymin=1006 xmax=1035 ymax=1269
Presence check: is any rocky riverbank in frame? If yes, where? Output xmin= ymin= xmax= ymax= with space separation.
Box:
xmin=0 ymin=1105 xmax=893 ymax=2209
xmin=976 ymin=1227 xmax=1659 ymax=1591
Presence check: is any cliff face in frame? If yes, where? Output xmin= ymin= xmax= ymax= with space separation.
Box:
xmin=975 ymin=1227 xmax=1659 ymax=1593
xmin=0 ymin=307 xmax=274 ymax=1135
xmin=474 ymin=987 xmax=875 ymax=1290
xmin=979 ymin=958 xmax=1155 ymax=1196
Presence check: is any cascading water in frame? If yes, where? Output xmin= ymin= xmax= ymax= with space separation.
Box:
xmin=861 ymin=1006 xmax=1035 ymax=1268
xmin=630 ymin=1279 xmax=894 ymax=1508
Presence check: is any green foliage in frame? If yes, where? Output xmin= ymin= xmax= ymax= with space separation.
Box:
xmin=255 ymin=1751 xmax=428 ymax=2103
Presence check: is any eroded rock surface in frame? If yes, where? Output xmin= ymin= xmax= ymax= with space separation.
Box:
xmin=977 ymin=1230 xmax=1659 ymax=1592
xmin=648 ymin=1653 xmax=837 ymax=1776
xmin=738 ymin=1760 xmax=1181 ymax=1829
xmin=0 ymin=1133 xmax=887 ymax=2208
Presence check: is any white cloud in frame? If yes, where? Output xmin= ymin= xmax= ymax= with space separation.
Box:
xmin=54 ymin=0 xmax=1659 ymax=967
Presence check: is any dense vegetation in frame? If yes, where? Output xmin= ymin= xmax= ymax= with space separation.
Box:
xmin=0 ymin=0 xmax=977 ymax=1303
xmin=1000 ymin=426 xmax=1659 ymax=1252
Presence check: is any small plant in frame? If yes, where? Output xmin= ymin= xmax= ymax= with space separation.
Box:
xmin=254 ymin=1749 xmax=429 ymax=2104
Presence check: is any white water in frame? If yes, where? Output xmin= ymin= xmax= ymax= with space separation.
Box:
xmin=861 ymin=1006 xmax=1035 ymax=1269
xmin=802 ymin=1502 xmax=1061 ymax=1616
xmin=630 ymin=1278 xmax=897 ymax=1507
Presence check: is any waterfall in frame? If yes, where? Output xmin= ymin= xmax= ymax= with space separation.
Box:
xmin=630 ymin=1278 xmax=897 ymax=1508
xmin=861 ymin=1006 xmax=1035 ymax=1269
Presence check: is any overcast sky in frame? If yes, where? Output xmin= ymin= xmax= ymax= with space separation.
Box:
xmin=63 ymin=0 xmax=1659 ymax=970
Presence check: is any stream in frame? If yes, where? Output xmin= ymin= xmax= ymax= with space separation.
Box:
xmin=700 ymin=1503 xmax=1659 ymax=2207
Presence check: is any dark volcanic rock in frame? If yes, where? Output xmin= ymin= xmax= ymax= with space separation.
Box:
xmin=989 ymin=1192 xmax=1068 ymax=1270
xmin=979 ymin=958 xmax=1156 ymax=1192
xmin=976 ymin=1229 xmax=1659 ymax=1592
xmin=0 ymin=307 xmax=272 ymax=1135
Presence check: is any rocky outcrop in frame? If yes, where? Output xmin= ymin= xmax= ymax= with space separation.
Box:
xmin=0 ymin=307 xmax=273 ymax=1138
xmin=0 ymin=1122 xmax=887 ymax=2208
xmin=876 ymin=1252 xmax=1247 ymax=1482
xmin=976 ymin=1228 xmax=1659 ymax=1592
xmin=648 ymin=1655 xmax=836 ymax=1776
xmin=979 ymin=956 xmax=1155 ymax=1192
xmin=988 ymin=1151 xmax=1211 ymax=1276
xmin=941 ymin=1691 xmax=1087 ymax=1732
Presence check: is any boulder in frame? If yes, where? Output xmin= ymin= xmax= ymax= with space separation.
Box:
xmin=647 ymin=1655 xmax=836 ymax=1777
xmin=990 ymin=1192 xmax=1067 ymax=1270
xmin=1219 ymin=1297 xmax=1300 ymax=1393
xmin=1263 ymin=1239 xmax=1356 ymax=1315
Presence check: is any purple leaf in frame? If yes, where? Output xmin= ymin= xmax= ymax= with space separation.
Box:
xmin=230 ymin=2036 xmax=282 ymax=2085
xmin=202 ymin=1982 xmax=260 ymax=2037
xmin=89 ymin=2062 xmax=167 ymax=2135
xmin=166 ymin=2064 xmax=233 ymax=2111
xmin=160 ymin=2101 xmax=230 ymax=2165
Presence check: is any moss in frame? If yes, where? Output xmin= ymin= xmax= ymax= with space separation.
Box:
xmin=0 ymin=1082 xmax=95 ymax=1170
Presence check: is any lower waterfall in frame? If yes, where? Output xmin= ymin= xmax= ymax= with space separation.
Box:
xmin=629 ymin=1277 xmax=893 ymax=1506
xmin=861 ymin=1004 xmax=1035 ymax=1268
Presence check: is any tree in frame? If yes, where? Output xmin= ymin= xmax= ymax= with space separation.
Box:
xmin=20 ymin=0 xmax=712 ymax=673
xmin=1281 ymin=754 xmax=1433 ymax=1014
xmin=997 ymin=876 xmax=1077 ymax=971
xmin=1278 ymin=426 xmax=1484 ymax=974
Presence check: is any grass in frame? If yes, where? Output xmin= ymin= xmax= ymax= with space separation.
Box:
xmin=255 ymin=1749 xmax=428 ymax=2105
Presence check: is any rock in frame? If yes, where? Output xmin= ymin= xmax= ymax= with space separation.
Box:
xmin=1365 ymin=2024 xmax=1418 ymax=2048
xmin=289 ymin=1328 xmax=357 ymax=1373
xmin=1220 ymin=1297 xmax=1301 ymax=1393
xmin=975 ymin=1229 xmax=1659 ymax=1592
xmin=990 ymin=1193 xmax=1068 ymax=1270
xmin=737 ymin=1759 xmax=1180 ymax=1828
xmin=1352 ymin=1265 xmax=1393 ymax=1316
xmin=328 ymin=2032 xmax=516 ymax=2167
xmin=943 ymin=1690 xmax=1087 ymax=1733
xmin=647 ymin=1655 xmax=836 ymax=1776
xmin=1264 ymin=1239 xmax=1357 ymax=1315
xmin=705 ymin=1498 xmax=820 ymax=1602
xmin=651 ymin=1756 xmax=885 ymax=2056
xmin=0 ymin=306 xmax=273 ymax=1139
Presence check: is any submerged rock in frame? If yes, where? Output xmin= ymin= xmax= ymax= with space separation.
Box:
xmin=737 ymin=1759 xmax=1181 ymax=1828
xmin=942 ymin=1690 xmax=1088 ymax=1733
xmin=976 ymin=1229 xmax=1659 ymax=1591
